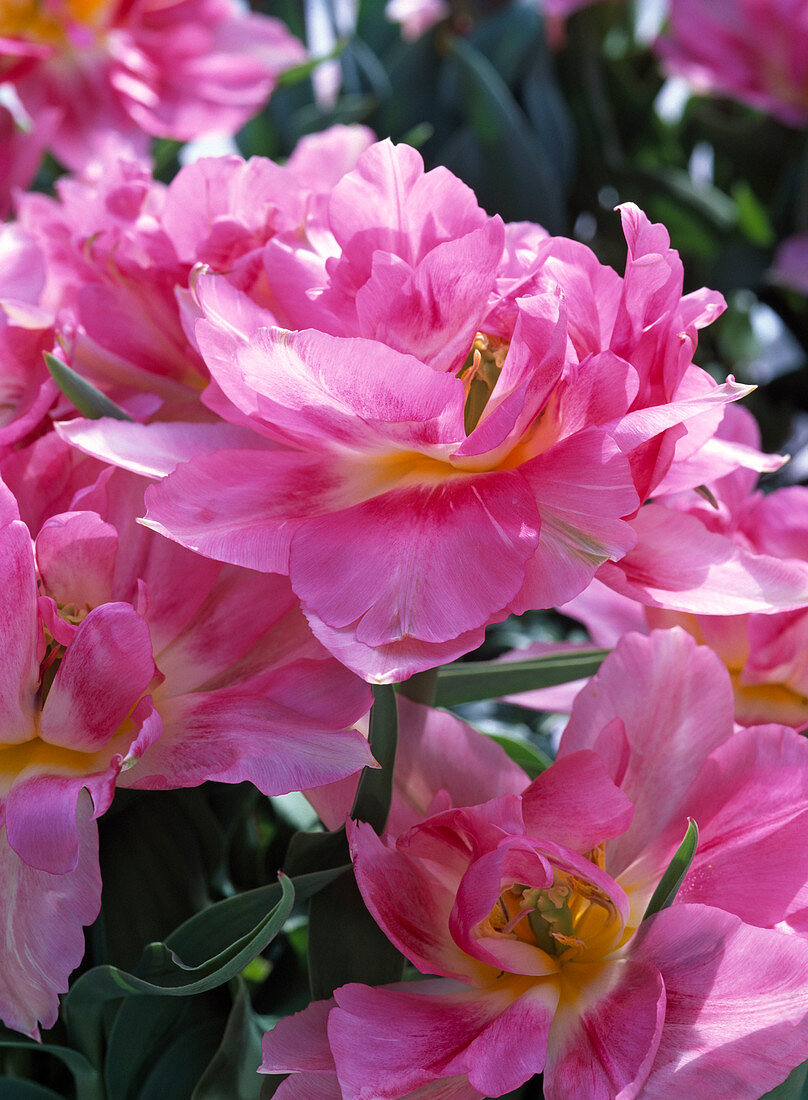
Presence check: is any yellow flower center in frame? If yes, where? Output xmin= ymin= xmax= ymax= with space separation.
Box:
xmin=0 ymin=0 xmax=114 ymax=45
xmin=456 ymin=332 xmax=509 ymax=435
xmin=485 ymin=844 xmax=635 ymax=979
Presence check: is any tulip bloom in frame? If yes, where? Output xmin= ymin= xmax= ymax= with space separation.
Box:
xmin=511 ymin=407 xmax=808 ymax=727
xmin=262 ymin=628 xmax=808 ymax=1098
xmin=0 ymin=469 xmax=372 ymax=1036
xmin=62 ymin=141 xmax=785 ymax=682
xmin=656 ymin=0 xmax=808 ymax=126
xmin=0 ymin=0 xmax=306 ymax=172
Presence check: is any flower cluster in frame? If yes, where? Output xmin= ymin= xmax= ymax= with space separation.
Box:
xmin=0 ymin=66 xmax=807 ymax=1097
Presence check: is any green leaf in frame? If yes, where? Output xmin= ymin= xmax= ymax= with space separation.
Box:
xmin=283 ymin=827 xmax=350 ymax=878
xmin=487 ymin=734 xmax=552 ymax=779
xmin=446 ymin=36 xmax=566 ymax=231
xmin=760 ymin=1059 xmax=808 ymax=1099
xmin=0 ymin=1038 xmax=102 ymax=1100
xmin=642 ymin=819 xmax=699 ymax=920
xmin=192 ymin=981 xmax=266 ymax=1100
xmin=732 ymin=180 xmax=776 ymax=248
xmin=308 ymin=869 xmax=405 ymax=1001
xmin=0 ymin=1082 xmax=68 ymax=1100
xmin=44 ymin=352 xmax=133 ymax=421
xmin=137 ymin=1018 xmax=224 ymax=1100
xmin=103 ymin=994 xmax=222 ymax=1100
xmin=434 ymin=650 xmax=610 ymax=706
xmin=65 ymin=874 xmax=295 ymax=1009
xmin=276 ymin=40 xmax=347 ymax=86
xmin=350 ymin=683 xmax=398 ymax=834
xmin=164 ymin=867 xmax=345 ymax=963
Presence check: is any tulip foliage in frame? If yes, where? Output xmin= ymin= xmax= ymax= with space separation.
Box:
xmin=2 ymin=0 xmax=808 ymax=1098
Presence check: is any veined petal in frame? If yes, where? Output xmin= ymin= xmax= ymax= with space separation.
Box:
xmin=124 ymin=685 xmax=374 ymax=797
xmin=634 ymin=904 xmax=808 ymax=1099
xmin=0 ymin=802 xmax=100 ymax=1038
xmin=560 ymin=629 xmax=734 ymax=881
xmin=35 ymin=510 xmax=117 ymax=611
xmin=512 ymin=429 xmax=638 ymax=611
xmin=520 ymin=751 xmax=634 ymax=852
xmin=599 ymin=501 xmax=808 ymax=613
xmin=0 ymin=515 xmax=40 ymax=745
xmin=349 ymin=819 xmax=488 ymax=984
xmin=544 ymin=958 xmax=665 ymax=1100
xmin=40 ymin=602 xmax=156 ymax=752
xmin=329 ymin=978 xmax=553 ymax=1099
xmin=290 ymin=474 xmax=540 ymax=647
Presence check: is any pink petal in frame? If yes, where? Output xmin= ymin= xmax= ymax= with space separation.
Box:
xmin=124 ymin=678 xmax=374 ymax=797
xmin=308 ymin=696 xmax=528 ymax=834
xmin=634 ymin=904 xmax=808 ymax=1099
xmin=0 ymin=515 xmax=41 ymax=745
xmin=349 ymin=819 xmax=487 ymax=984
xmin=261 ymin=998 xmax=337 ymax=1073
xmin=544 ymin=958 xmax=665 ymax=1100
xmin=670 ymin=723 xmax=808 ymax=930
xmin=56 ymin=416 xmax=267 ymax=479
xmin=520 ymin=750 xmax=634 ymax=851
xmin=143 ymin=448 xmax=302 ymax=573
xmin=330 ymin=978 xmax=556 ymax=1098
xmin=353 ymin=219 xmax=504 ymax=373
xmin=301 ymin=614 xmax=487 ymax=684
xmin=560 ymin=628 xmax=734 ymax=879
xmin=35 ymin=510 xmax=117 ymax=611
xmin=40 ymin=602 xmax=156 ymax=752
xmin=290 ymin=473 xmax=540 ymax=647
xmin=0 ymin=799 xmax=100 ymax=1038
xmin=512 ymin=428 xmax=639 ymax=611
xmin=598 ymin=502 xmax=808 ymax=614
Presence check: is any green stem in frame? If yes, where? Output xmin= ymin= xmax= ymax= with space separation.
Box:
xmin=395 ymin=667 xmax=438 ymax=706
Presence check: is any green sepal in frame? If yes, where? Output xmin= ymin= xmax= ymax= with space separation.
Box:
xmin=44 ymin=352 xmax=133 ymax=421
xmin=642 ymin=819 xmax=699 ymax=921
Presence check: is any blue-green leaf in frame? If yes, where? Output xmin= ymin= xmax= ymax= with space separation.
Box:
xmin=642 ymin=819 xmax=699 ymax=920
xmin=0 ymin=1037 xmax=102 ymax=1100
xmin=65 ymin=873 xmax=295 ymax=1008
xmin=434 ymin=650 xmax=609 ymax=706
xmin=44 ymin=352 xmax=133 ymax=421
xmin=191 ymin=981 xmax=266 ymax=1100
xmin=0 ymin=1081 xmax=69 ymax=1099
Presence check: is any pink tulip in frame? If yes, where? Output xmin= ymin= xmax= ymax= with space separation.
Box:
xmin=656 ymin=0 xmax=808 ymax=126
xmin=62 ymin=142 xmax=775 ymax=682
xmin=512 ymin=406 xmax=808 ymax=727
xmin=262 ymin=628 xmax=808 ymax=1098
xmin=0 ymin=468 xmax=372 ymax=1036
xmin=14 ymin=130 xmax=375 ymax=424
xmin=0 ymin=0 xmax=306 ymax=173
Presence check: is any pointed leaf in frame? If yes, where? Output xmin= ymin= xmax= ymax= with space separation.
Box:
xmin=434 ymin=650 xmax=609 ymax=706
xmin=643 ymin=819 xmax=699 ymax=921
xmin=65 ymin=874 xmax=295 ymax=1009
xmin=44 ymin=352 xmax=133 ymax=421
xmin=0 ymin=1082 xmax=68 ymax=1100
xmin=191 ymin=980 xmax=266 ymax=1100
